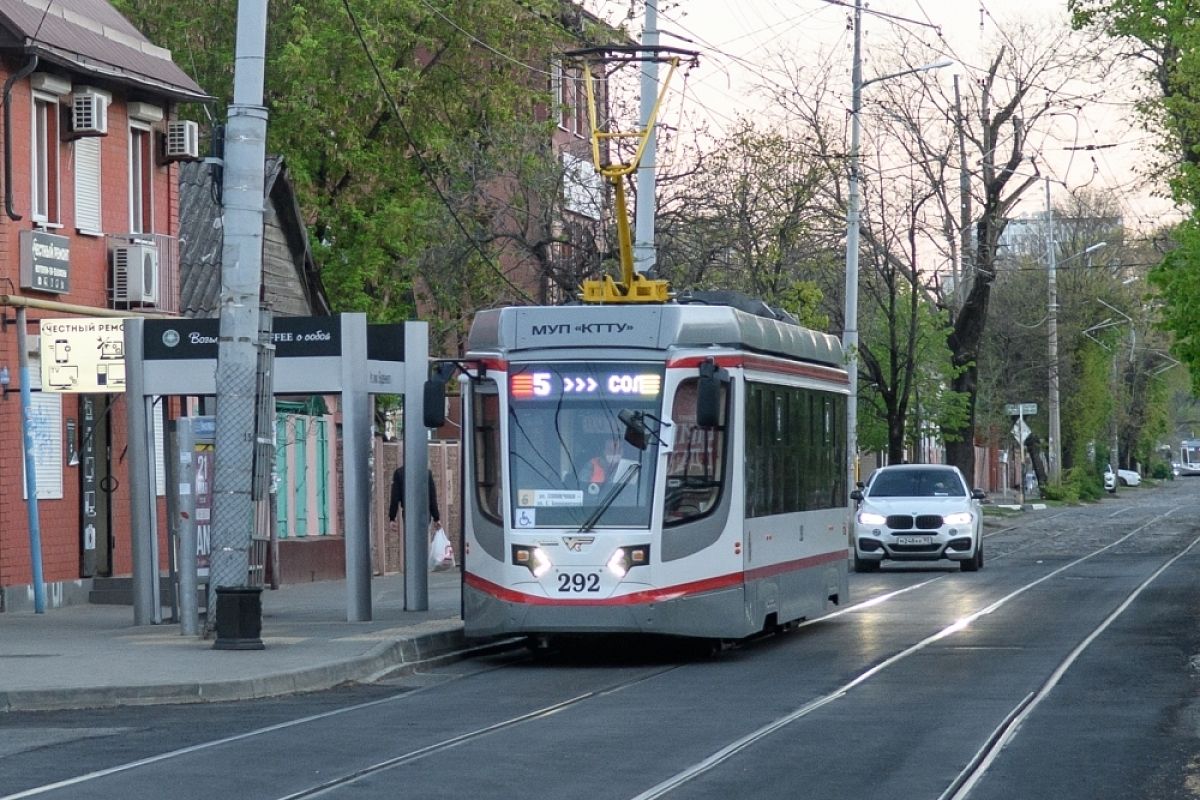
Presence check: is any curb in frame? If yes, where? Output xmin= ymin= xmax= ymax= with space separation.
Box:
xmin=0 ymin=622 xmax=514 ymax=713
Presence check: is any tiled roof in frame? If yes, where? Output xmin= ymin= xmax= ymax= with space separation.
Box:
xmin=0 ymin=0 xmax=206 ymax=100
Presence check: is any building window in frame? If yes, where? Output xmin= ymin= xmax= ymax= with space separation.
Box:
xmin=32 ymin=93 xmax=60 ymax=224
xmin=129 ymin=124 xmax=153 ymax=233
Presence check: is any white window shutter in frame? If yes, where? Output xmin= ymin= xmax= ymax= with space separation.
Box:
xmin=154 ymin=397 xmax=165 ymax=496
xmin=23 ymin=355 xmax=64 ymax=500
xmin=75 ymin=136 xmax=101 ymax=233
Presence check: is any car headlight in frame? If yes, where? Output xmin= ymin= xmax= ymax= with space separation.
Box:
xmin=512 ymin=545 xmax=553 ymax=578
xmin=943 ymin=511 xmax=974 ymax=525
xmin=857 ymin=510 xmax=887 ymax=525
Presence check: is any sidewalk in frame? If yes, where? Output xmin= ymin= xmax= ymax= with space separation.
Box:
xmin=0 ymin=569 xmax=498 ymax=713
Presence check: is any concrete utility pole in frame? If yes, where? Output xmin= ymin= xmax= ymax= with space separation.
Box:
xmin=1045 ymin=177 xmax=1061 ymax=484
xmin=843 ymin=0 xmax=949 ymax=492
xmin=633 ymin=0 xmax=659 ymax=275
xmin=844 ymin=0 xmax=863 ymax=495
xmin=208 ymin=0 xmax=271 ymax=621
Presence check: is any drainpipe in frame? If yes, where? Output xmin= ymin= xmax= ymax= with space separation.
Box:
xmin=4 ymin=54 xmax=38 ymax=220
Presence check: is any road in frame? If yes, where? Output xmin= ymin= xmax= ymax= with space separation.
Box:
xmin=3 ymin=480 xmax=1199 ymax=799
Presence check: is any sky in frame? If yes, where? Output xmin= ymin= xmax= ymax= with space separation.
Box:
xmin=581 ymin=0 xmax=1175 ymax=231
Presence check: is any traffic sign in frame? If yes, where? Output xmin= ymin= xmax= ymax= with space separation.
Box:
xmin=1005 ymin=403 xmax=1037 ymax=416
xmin=1012 ymin=418 xmax=1032 ymax=444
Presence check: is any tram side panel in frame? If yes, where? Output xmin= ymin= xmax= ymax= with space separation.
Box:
xmin=740 ymin=373 xmax=850 ymax=630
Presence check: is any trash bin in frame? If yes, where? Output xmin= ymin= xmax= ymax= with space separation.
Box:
xmin=212 ymin=585 xmax=264 ymax=651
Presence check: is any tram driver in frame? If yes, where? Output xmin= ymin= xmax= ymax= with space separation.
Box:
xmin=581 ymin=435 xmax=638 ymax=495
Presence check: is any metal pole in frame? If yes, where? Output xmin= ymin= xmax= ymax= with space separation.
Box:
xmin=16 ymin=307 xmax=45 ymax=613
xmin=176 ymin=418 xmax=200 ymax=636
xmin=843 ymin=0 xmax=863 ymax=495
xmin=633 ymin=0 xmax=659 ymax=274
xmin=342 ymin=314 xmax=372 ymax=620
xmin=209 ymin=0 xmax=269 ymax=612
xmin=123 ymin=317 xmax=157 ymax=623
xmin=403 ymin=322 xmax=430 ymax=611
xmin=1045 ymin=177 xmax=1061 ymax=483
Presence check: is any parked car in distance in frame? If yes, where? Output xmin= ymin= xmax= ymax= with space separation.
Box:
xmin=850 ymin=464 xmax=986 ymax=573
xmin=1117 ymin=467 xmax=1141 ymax=487
xmin=1103 ymin=464 xmax=1117 ymax=494
xmin=1104 ymin=464 xmax=1141 ymax=490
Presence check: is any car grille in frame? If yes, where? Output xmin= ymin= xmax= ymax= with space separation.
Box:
xmin=885 ymin=514 xmax=943 ymax=530
xmin=890 ymin=543 xmax=942 ymax=553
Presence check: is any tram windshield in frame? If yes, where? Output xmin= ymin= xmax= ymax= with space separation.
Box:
xmin=507 ymin=362 xmax=663 ymax=529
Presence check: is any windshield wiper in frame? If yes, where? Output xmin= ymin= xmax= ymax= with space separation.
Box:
xmin=578 ymin=462 xmax=640 ymax=532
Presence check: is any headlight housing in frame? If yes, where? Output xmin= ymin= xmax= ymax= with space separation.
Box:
xmin=857 ymin=510 xmax=886 ymax=526
xmin=607 ymin=545 xmax=650 ymax=578
xmin=512 ymin=545 xmax=552 ymax=577
xmin=943 ymin=511 xmax=974 ymax=526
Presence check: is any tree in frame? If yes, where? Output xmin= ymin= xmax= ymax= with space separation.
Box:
xmin=114 ymin=0 xmax=623 ymax=341
xmin=1071 ymin=0 xmax=1200 ymax=394
xmin=653 ymin=118 xmax=839 ymax=326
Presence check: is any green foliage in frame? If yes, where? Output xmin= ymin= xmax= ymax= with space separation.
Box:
xmin=1042 ymin=465 xmax=1102 ymax=504
xmin=1151 ymin=461 xmax=1173 ymax=479
xmin=114 ymin=0 xmax=604 ymax=333
xmin=1150 ymin=220 xmax=1200 ymax=395
xmin=1063 ymin=341 xmax=1113 ymax=467
xmin=857 ymin=286 xmax=968 ymax=459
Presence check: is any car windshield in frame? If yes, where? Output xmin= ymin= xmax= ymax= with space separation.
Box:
xmin=868 ymin=468 xmax=965 ymax=498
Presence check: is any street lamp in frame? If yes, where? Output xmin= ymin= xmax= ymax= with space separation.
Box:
xmin=1047 ymin=239 xmax=1107 ymax=483
xmin=843 ymin=0 xmax=951 ymax=492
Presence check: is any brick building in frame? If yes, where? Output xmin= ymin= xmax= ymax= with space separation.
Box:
xmin=0 ymin=0 xmax=205 ymax=611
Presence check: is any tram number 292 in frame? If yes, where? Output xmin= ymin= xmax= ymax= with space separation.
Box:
xmin=557 ymin=572 xmax=601 ymax=593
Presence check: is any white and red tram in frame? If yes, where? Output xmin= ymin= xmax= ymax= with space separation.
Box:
xmin=447 ymin=298 xmax=850 ymax=642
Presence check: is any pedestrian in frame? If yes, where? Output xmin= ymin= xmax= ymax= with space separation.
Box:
xmin=388 ymin=466 xmax=440 ymax=529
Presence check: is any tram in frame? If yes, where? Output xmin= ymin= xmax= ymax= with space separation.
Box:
xmin=426 ymin=298 xmax=851 ymax=641
xmin=420 ymin=45 xmax=849 ymax=642
xmin=1179 ymin=440 xmax=1200 ymax=476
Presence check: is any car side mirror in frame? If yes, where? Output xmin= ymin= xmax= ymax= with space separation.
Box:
xmin=971 ymin=488 xmax=986 ymax=501
xmin=850 ymin=489 xmax=864 ymax=502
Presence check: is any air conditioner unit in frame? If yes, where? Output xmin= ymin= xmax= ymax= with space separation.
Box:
xmin=112 ymin=244 xmax=159 ymax=305
xmin=72 ymin=89 xmax=109 ymax=136
xmin=164 ymin=120 xmax=199 ymax=161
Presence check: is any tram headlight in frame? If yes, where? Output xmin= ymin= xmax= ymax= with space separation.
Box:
xmin=607 ymin=545 xmax=650 ymax=578
xmin=512 ymin=545 xmax=553 ymax=578
xmin=857 ymin=510 xmax=886 ymax=526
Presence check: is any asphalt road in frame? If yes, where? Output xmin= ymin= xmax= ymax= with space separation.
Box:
xmin=3 ymin=479 xmax=1199 ymax=800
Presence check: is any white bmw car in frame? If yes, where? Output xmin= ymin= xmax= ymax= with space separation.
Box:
xmin=851 ymin=464 xmax=986 ymax=573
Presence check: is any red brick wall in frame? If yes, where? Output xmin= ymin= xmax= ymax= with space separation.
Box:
xmin=0 ymin=66 xmax=181 ymax=593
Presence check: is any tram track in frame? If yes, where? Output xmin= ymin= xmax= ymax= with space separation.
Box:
xmin=626 ymin=502 xmax=1196 ymax=800
xmin=5 ymin=498 xmax=1194 ymax=800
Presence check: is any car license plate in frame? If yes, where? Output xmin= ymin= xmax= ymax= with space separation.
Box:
xmin=896 ymin=536 xmax=933 ymax=545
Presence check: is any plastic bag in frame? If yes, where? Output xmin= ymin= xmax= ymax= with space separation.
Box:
xmin=428 ymin=526 xmax=455 ymax=571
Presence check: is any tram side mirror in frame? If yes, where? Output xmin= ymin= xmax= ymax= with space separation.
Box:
xmin=618 ymin=408 xmax=649 ymax=451
xmin=423 ymin=362 xmax=458 ymax=428
xmin=423 ymin=378 xmax=447 ymax=428
xmin=696 ymin=359 xmax=726 ymax=429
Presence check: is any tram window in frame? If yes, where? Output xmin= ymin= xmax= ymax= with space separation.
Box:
xmin=745 ymin=383 xmax=845 ymax=516
xmin=665 ymin=378 xmax=727 ymax=525
xmin=472 ymin=381 xmax=502 ymax=522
